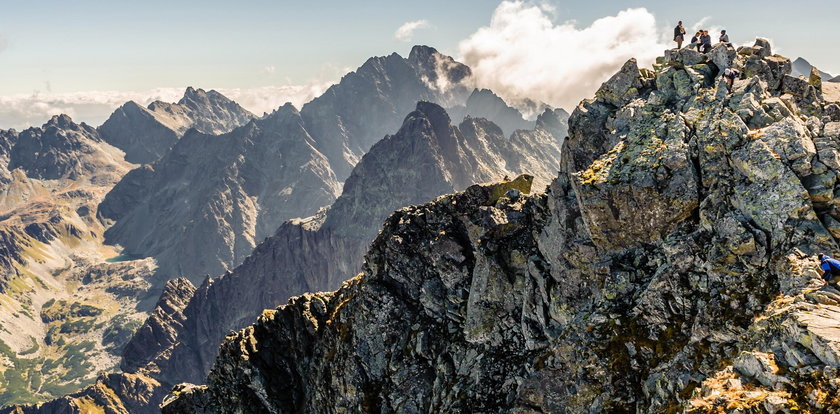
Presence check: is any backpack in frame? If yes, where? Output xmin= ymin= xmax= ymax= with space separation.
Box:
xmin=824 ymin=258 xmax=840 ymax=275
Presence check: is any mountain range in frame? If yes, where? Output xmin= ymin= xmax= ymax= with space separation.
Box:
xmin=0 ymin=46 xmax=567 ymax=411
xmin=159 ymin=39 xmax=840 ymax=414
xmin=96 ymin=46 xmax=553 ymax=283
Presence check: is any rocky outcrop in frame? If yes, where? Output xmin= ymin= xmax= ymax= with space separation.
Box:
xmin=98 ymin=88 xmax=253 ymax=164
xmin=162 ymin=41 xmax=840 ymax=413
xmin=99 ymin=104 xmax=340 ymax=281
xmin=2 ymin=372 xmax=163 ymax=414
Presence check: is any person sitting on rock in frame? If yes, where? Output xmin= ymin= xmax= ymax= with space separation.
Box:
xmin=819 ymin=254 xmax=840 ymax=285
xmin=723 ymin=68 xmax=740 ymax=92
xmin=689 ymin=31 xmax=701 ymax=51
xmin=719 ymin=30 xmax=730 ymax=43
xmin=700 ymin=30 xmax=712 ymax=53
xmin=674 ymin=21 xmax=686 ymax=49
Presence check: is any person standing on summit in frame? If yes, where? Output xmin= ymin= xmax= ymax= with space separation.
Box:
xmin=674 ymin=21 xmax=686 ymax=49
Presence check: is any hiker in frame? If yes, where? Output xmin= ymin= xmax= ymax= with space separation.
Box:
xmin=719 ymin=30 xmax=730 ymax=43
xmin=820 ymin=254 xmax=840 ymax=285
xmin=724 ymin=68 xmax=740 ymax=92
xmin=689 ymin=31 xmax=701 ymax=51
xmin=700 ymin=30 xmax=712 ymax=53
xmin=674 ymin=21 xmax=686 ymax=49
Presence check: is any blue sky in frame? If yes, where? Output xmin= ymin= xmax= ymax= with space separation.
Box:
xmin=0 ymin=1 xmax=838 ymax=128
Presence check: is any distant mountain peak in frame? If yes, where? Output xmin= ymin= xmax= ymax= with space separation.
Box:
xmin=45 ymin=114 xmax=76 ymax=130
xmin=791 ymin=56 xmax=834 ymax=80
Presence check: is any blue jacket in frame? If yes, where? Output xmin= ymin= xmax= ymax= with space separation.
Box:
xmin=822 ymin=256 xmax=840 ymax=281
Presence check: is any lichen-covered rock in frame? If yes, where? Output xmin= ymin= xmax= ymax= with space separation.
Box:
xmin=709 ymin=42 xmax=737 ymax=71
xmin=162 ymin=41 xmax=840 ymax=414
xmin=595 ymin=58 xmax=643 ymax=107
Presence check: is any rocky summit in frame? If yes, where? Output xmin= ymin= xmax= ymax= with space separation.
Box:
xmin=160 ymin=40 xmax=840 ymax=413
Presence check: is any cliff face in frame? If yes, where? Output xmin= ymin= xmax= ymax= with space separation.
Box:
xmin=162 ymin=40 xmax=840 ymax=413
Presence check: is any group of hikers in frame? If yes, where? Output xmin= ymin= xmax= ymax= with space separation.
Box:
xmin=673 ymin=21 xmax=729 ymax=53
xmin=673 ymin=21 xmax=739 ymax=91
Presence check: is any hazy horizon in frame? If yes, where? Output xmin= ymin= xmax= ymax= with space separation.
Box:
xmin=1 ymin=0 xmax=838 ymax=130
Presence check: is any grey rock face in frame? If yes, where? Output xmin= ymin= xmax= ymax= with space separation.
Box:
xmin=99 ymin=104 xmax=340 ymax=281
xmin=162 ymin=42 xmax=840 ymax=414
xmin=595 ymin=58 xmax=643 ymax=107
xmin=98 ymin=101 xmax=187 ymax=165
xmin=121 ymin=278 xmax=196 ymax=372
xmin=99 ymin=88 xmax=254 ymax=164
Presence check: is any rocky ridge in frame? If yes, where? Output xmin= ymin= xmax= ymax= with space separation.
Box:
xmin=161 ymin=40 xmax=840 ymax=413
xmin=299 ymin=45 xmax=472 ymax=179
xmin=98 ymin=87 xmax=254 ymax=164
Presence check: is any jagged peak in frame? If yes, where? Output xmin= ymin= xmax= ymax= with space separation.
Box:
xmin=178 ymin=86 xmax=207 ymax=104
xmin=408 ymin=45 xmax=440 ymax=61
xmin=44 ymin=114 xmax=79 ymax=131
xmin=412 ymin=101 xmax=452 ymax=129
xmin=120 ymin=100 xmax=146 ymax=111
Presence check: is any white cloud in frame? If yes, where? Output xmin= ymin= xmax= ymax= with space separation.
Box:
xmin=0 ymin=79 xmax=338 ymax=131
xmin=262 ymin=65 xmax=276 ymax=75
xmin=690 ymin=17 xmax=711 ymax=33
xmin=216 ymin=81 xmax=336 ymax=116
xmin=0 ymin=88 xmax=183 ymax=130
xmin=395 ymin=20 xmax=430 ymax=42
xmin=458 ymin=1 xmax=669 ymax=112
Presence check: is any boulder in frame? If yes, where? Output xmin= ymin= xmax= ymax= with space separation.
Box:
xmin=708 ymin=42 xmax=737 ymax=72
xmin=754 ymin=38 xmax=773 ymax=58
xmin=595 ymin=58 xmax=643 ymax=107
